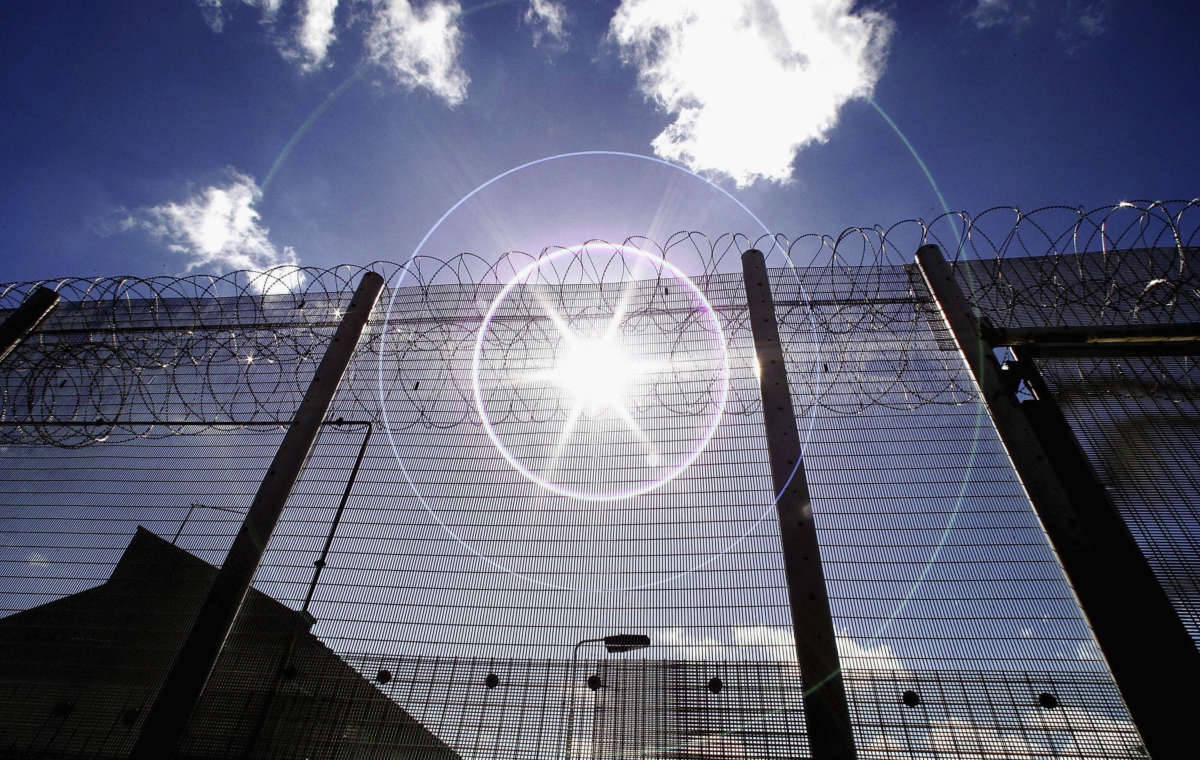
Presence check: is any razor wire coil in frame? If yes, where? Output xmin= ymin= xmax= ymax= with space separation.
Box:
xmin=0 ymin=201 xmax=1196 ymax=448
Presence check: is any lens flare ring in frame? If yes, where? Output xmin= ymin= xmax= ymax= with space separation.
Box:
xmin=471 ymin=243 xmax=731 ymax=502
xmin=376 ymin=149 xmax=823 ymax=592
xmin=278 ymin=68 xmax=964 ymax=648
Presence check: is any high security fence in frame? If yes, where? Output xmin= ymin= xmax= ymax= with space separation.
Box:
xmin=0 ymin=201 xmax=1197 ymax=758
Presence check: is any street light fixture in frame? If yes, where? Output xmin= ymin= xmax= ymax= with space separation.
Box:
xmin=565 ymin=634 xmax=651 ymax=758
xmin=597 ymin=634 xmax=652 ymax=654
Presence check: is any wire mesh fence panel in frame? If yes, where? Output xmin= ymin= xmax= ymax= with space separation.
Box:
xmin=0 ymin=432 xmax=276 ymax=613
xmin=1038 ymin=371 xmax=1200 ymax=647
xmin=301 ymin=266 xmax=800 ymax=661
xmin=771 ymin=263 xmax=1103 ymax=672
xmin=0 ymin=647 xmax=1147 ymax=759
xmin=957 ymin=246 xmax=1200 ymax=650
xmin=843 ymin=668 xmax=1145 ymax=759
xmin=6 ymin=202 xmax=1200 ymax=756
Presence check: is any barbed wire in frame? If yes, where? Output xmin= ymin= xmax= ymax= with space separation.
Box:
xmin=0 ymin=201 xmax=1196 ymax=447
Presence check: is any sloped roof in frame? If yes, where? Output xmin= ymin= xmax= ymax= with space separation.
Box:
xmin=0 ymin=527 xmax=460 ymax=759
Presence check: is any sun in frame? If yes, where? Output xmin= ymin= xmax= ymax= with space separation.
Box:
xmin=549 ymin=336 xmax=636 ymax=417
xmin=470 ymin=243 xmax=730 ymax=501
xmin=519 ymin=297 xmax=661 ymax=468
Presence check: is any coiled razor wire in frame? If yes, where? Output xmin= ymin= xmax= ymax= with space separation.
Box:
xmin=0 ymin=201 xmax=1197 ymax=447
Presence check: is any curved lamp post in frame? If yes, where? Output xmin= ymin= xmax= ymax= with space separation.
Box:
xmin=564 ymin=634 xmax=651 ymax=758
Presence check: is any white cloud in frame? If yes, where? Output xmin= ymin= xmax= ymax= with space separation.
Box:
xmin=657 ymin=627 xmax=727 ymax=660
xmin=659 ymin=625 xmax=906 ymax=672
xmin=365 ymin=0 xmax=469 ymax=105
xmin=28 ymin=552 xmax=49 ymax=569
xmin=297 ymin=0 xmax=340 ymax=69
xmin=129 ymin=170 xmax=305 ymax=295
xmin=731 ymin=625 xmax=796 ymax=659
xmin=920 ymin=706 xmax=1143 ymax=760
xmin=195 ymin=0 xmax=468 ymax=106
xmin=524 ymin=0 xmax=568 ymax=49
xmin=624 ymin=626 xmax=1144 ymax=757
xmin=966 ymin=0 xmax=1034 ymax=30
xmin=835 ymin=631 xmax=907 ymax=672
xmin=608 ymin=0 xmax=893 ymax=187
xmin=928 ymin=718 xmax=1045 ymax=758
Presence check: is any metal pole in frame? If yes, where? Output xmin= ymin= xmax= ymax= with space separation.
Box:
xmin=171 ymin=503 xmax=200 ymax=545
xmin=741 ymin=249 xmax=857 ymax=760
xmin=0 ymin=286 xmax=59 ymax=364
xmin=565 ymin=638 xmax=604 ymax=760
xmin=915 ymin=244 xmax=1199 ymax=758
xmin=303 ymin=422 xmax=373 ymax=613
xmin=131 ymin=272 xmax=384 ymax=758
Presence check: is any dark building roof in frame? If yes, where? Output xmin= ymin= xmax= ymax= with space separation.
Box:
xmin=0 ymin=527 xmax=460 ymax=759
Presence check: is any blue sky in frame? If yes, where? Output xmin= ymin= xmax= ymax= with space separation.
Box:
xmin=2 ymin=0 xmax=1197 ymax=286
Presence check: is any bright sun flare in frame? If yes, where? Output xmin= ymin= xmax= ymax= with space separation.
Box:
xmin=471 ymin=244 xmax=731 ymax=501
xmin=515 ymin=294 xmax=664 ymax=469
xmin=552 ymin=337 xmax=634 ymax=416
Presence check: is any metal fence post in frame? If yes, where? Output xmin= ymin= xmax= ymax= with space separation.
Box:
xmin=742 ymin=249 xmax=857 ymax=760
xmin=915 ymin=244 xmax=1199 ymax=758
xmin=131 ymin=271 xmax=385 ymax=758
xmin=0 ymin=286 xmax=59 ymax=364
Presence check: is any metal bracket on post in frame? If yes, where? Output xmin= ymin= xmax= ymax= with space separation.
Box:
xmin=131 ymin=272 xmax=385 ymax=759
xmin=990 ymin=323 xmax=1200 ymax=357
xmin=0 ymin=286 xmax=59 ymax=364
xmin=742 ymin=249 xmax=857 ymax=760
xmin=302 ymin=421 xmax=373 ymax=613
xmin=915 ymin=244 xmax=1199 ymax=758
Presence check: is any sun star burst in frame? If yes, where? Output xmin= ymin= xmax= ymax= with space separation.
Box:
xmin=551 ymin=336 xmax=635 ymax=417
xmin=512 ymin=292 xmax=667 ymax=471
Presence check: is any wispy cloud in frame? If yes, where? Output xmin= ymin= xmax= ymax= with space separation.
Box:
xmin=1057 ymin=1 xmax=1108 ymax=52
xmin=126 ymin=170 xmax=305 ymax=294
xmin=196 ymin=0 xmax=283 ymax=34
xmin=966 ymin=0 xmax=1109 ymax=52
xmin=608 ymin=0 xmax=893 ymax=187
xmin=524 ymin=0 xmax=568 ymax=50
xmin=364 ymin=0 xmax=469 ymax=105
xmin=196 ymin=0 xmax=226 ymax=32
xmin=966 ymin=0 xmax=1034 ymax=30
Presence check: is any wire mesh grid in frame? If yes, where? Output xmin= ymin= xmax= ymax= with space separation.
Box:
xmin=5 ymin=201 xmax=1199 ymax=756
xmin=0 ymin=262 xmax=1102 ymax=671
xmin=953 ymin=246 xmax=1200 ymax=649
xmin=772 ymin=264 xmax=1100 ymax=672
xmin=1041 ymin=378 xmax=1200 ymax=646
xmin=0 ymin=649 xmax=1146 ymax=760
